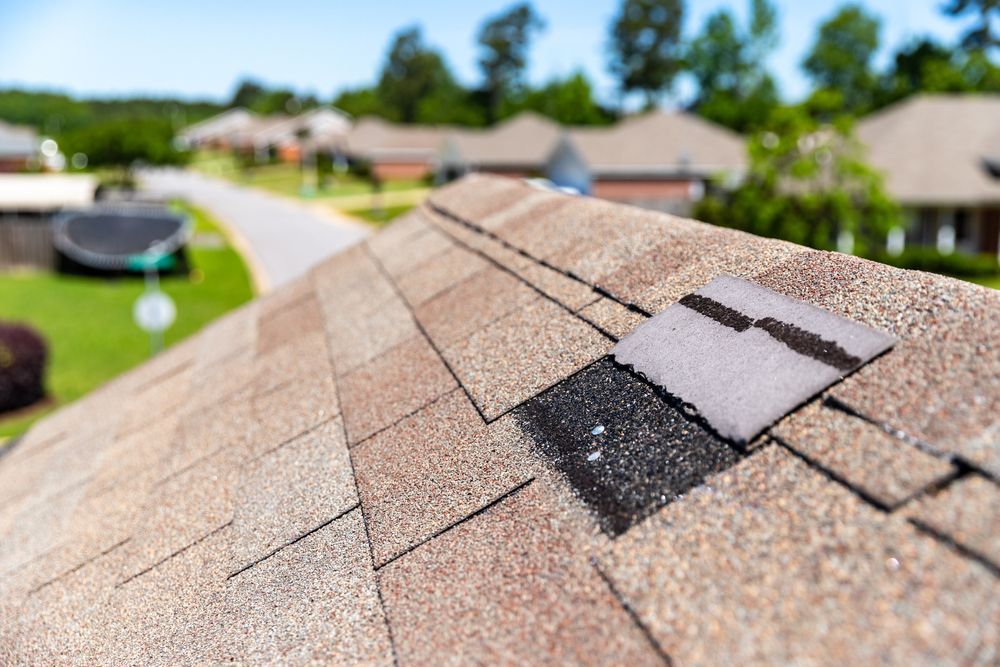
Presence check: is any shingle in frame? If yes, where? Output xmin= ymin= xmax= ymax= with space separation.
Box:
xmin=353 ymin=390 xmax=532 ymax=566
xmin=182 ymin=344 xmax=257 ymax=411
xmin=256 ymin=292 xmax=323 ymax=355
xmin=379 ymin=477 xmax=663 ymax=666
xmin=396 ymin=244 xmax=488 ymax=307
xmin=117 ymin=361 xmax=194 ymax=436
xmin=252 ymin=370 xmax=339 ymax=455
xmin=443 ymin=297 xmax=610 ymax=419
xmin=0 ymin=482 xmax=87 ymax=577
xmin=364 ymin=208 xmax=431 ymax=263
xmin=325 ymin=294 xmax=418 ymax=376
xmin=7 ymin=536 xmax=134 ymax=664
xmin=599 ymin=445 xmax=1000 ymax=666
xmin=415 ymin=264 xmax=536 ymax=349
xmin=253 ymin=329 xmax=331 ymax=394
xmin=578 ymin=297 xmax=647 ymax=340
xmin=229 ymin=418 xmax=356 ymax=573
xmin=612 ymin=275 xmax=895 ymax=444
xmin=772 ymin=401 xmax=954 ymax=507
xmin=595 ymin=225 xmax=799 ymax=313
xmin=907 ymin=475 xmax=1000 ymax=567
xmin=369 ymin=226 xmax=452 ymax=278
xmin=224 ymin=509 xmax=394 ymax=665
xmin=473 ymin=186 xmax=570 ymax=233
xmin=19 ymin=468 xmax=157 ymax=594
xmin=757 ymin=251 xmax=1000 ymax=475
xmin=195 ymin=301 xmax=258 ymax=368
xmin=427 ymin=173 xmax=532 ymax=224
xmin=258 ymin=274 xmax=313 ymax=318
xmin=507 ymin=259 xmax=600 ymax=311
xmin=172 ymin=392 xmax=257 ymax=472
xmin=117 ymin=448 xmax=239 ymax=584
xmin=339 ymin=334 xmax=457 ymax=444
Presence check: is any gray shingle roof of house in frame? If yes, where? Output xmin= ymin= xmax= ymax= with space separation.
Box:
xmin=440 ymin=111 xmax=563 ymax=170
xmin=857 ymin=93 xmax=1000 ymax=206
xmin=177 ymin=108 xmax=257 ymax=145
xmin=345 ymin=116 xmax=453 ymax=161
xmin=566 ymin=110 xmax=746 ymax=176
xmin=2 ymin=174 xmax=998 ymax=665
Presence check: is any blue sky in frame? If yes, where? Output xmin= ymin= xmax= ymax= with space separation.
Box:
xmin=0 ymin=1 xmax=973 ymax=105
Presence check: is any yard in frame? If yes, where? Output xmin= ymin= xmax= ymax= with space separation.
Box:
xmin=189 ymin=150 xmax=427 ymax=201
xmin=0 ymin=202 xmax=254 ymax=439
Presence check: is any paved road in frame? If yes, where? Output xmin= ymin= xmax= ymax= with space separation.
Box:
xmin=141 ymin=169 xmax=369 ymax=293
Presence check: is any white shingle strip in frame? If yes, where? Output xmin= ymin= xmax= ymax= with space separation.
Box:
xmin=612 ymin=275 xmax=896 ymax=444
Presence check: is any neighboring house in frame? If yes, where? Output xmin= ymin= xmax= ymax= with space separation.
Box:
xmin=344 ymin=116 xmax=451 ymax=181
xmin=858 ymin=94 xmax=1000 ymax=257
xmin=0 ymin=120 xmax=39 ymax=172
xmin=547 ymin=111 xmax=746 ymax=215
xmin=241 ymin=107 xmax=352 ymax=163
xmin=438 ymin=112 xmax=562 ymax=179
xmin=177 ymin=108 xmax=258 ymax=150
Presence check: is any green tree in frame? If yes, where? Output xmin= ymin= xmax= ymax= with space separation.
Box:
xmin=802 ymin=4 xmax=881 ymax=114
xmin=377 ymin=26 xmax=458 ymax=123
xmin=694 ymin=106 xmax=899 ymax=256
xmin=687 ymin=0 xmax=780 ymax=132
xmin=60 ymin=117 xmax=189 ymax=182
xmin=607 ymin=0 xmax=685 ymax=109
xmin=477 ymin=3 xmax=546 ymax=122
xmin=332 ymin=86 xmax=384 ymax=118
xmin=229 ymin=79 xmax=265 ymax=109
xmin=876 ymin=37 xmax=1000 ymax=107
xmin=505 ymin=71 xmax=613 ymax=125
xmin=251 ymin=89 xmax=297 ymax=115
xmin=942 ymin=0 xmax=999 ymax=51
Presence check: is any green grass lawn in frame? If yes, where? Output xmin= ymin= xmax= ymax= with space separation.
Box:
xmin=0 ymin=202 xmax=254 ymax=439
xmin=189 ymin=150 xmax=425 ymax=201
xmin=964 ymin=274 xmax=1000 ymax=290
xmin=350 ymin=204 xmax=416 ymax=226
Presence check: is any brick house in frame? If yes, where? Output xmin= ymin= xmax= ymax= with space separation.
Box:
xmin=546 ymin=111 xmax=746 ymax=215
xmin=858 ymin=94 xmax=1000 ymax=257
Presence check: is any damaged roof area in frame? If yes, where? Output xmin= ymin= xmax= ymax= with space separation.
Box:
xmin=1 ymin=174 xmax=999 ymax=665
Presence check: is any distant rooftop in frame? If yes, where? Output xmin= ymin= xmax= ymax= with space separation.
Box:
xmin=858 ymin=93 xmax=1000 ymax=206
xmin=2 ymin=175 xmax=997 ymax=664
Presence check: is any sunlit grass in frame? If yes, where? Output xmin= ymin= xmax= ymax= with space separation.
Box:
xmin=0 ymin=202 xmax=253 ymax=439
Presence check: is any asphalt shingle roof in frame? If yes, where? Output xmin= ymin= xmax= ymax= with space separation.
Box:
xmin=1 ymin=173 xmax=998 ymax=665
xmin=857 ymin=93 xmax=1000 ymax=205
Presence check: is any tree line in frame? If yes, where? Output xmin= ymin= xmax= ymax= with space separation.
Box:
xmin=260 ymin=0 xmax=996 ymax=132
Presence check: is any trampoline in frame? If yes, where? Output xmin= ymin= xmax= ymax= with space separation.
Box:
xmin=53 ymin=204 xmax=191 ymax=272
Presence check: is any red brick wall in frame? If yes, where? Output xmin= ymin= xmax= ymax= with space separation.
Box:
xmin=278 ymin=144 xmax=302 ymax=163
xmin=592 ymin=179 xmax=694 ymax=200
xmin=373 ymin=161 xmax=433 ymax=181
xmin=0 ymin=158 xmax=30 ymax=173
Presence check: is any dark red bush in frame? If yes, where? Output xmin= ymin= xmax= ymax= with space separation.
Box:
xmin=0 ymin=322 xmax=48 ymax=413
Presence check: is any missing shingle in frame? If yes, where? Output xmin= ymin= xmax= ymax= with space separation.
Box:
xmin=514 ymin=357 xmax=744 ymax=537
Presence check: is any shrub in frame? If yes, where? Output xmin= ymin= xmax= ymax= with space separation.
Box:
xmin=0 ymin=322 xmax=48 ymax=413
xmin=870 ymin=248 xmax=1000 ymax=278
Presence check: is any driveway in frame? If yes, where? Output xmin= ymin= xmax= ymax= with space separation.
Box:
xmin=141 ymin=169 xmax=370 ymax=293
